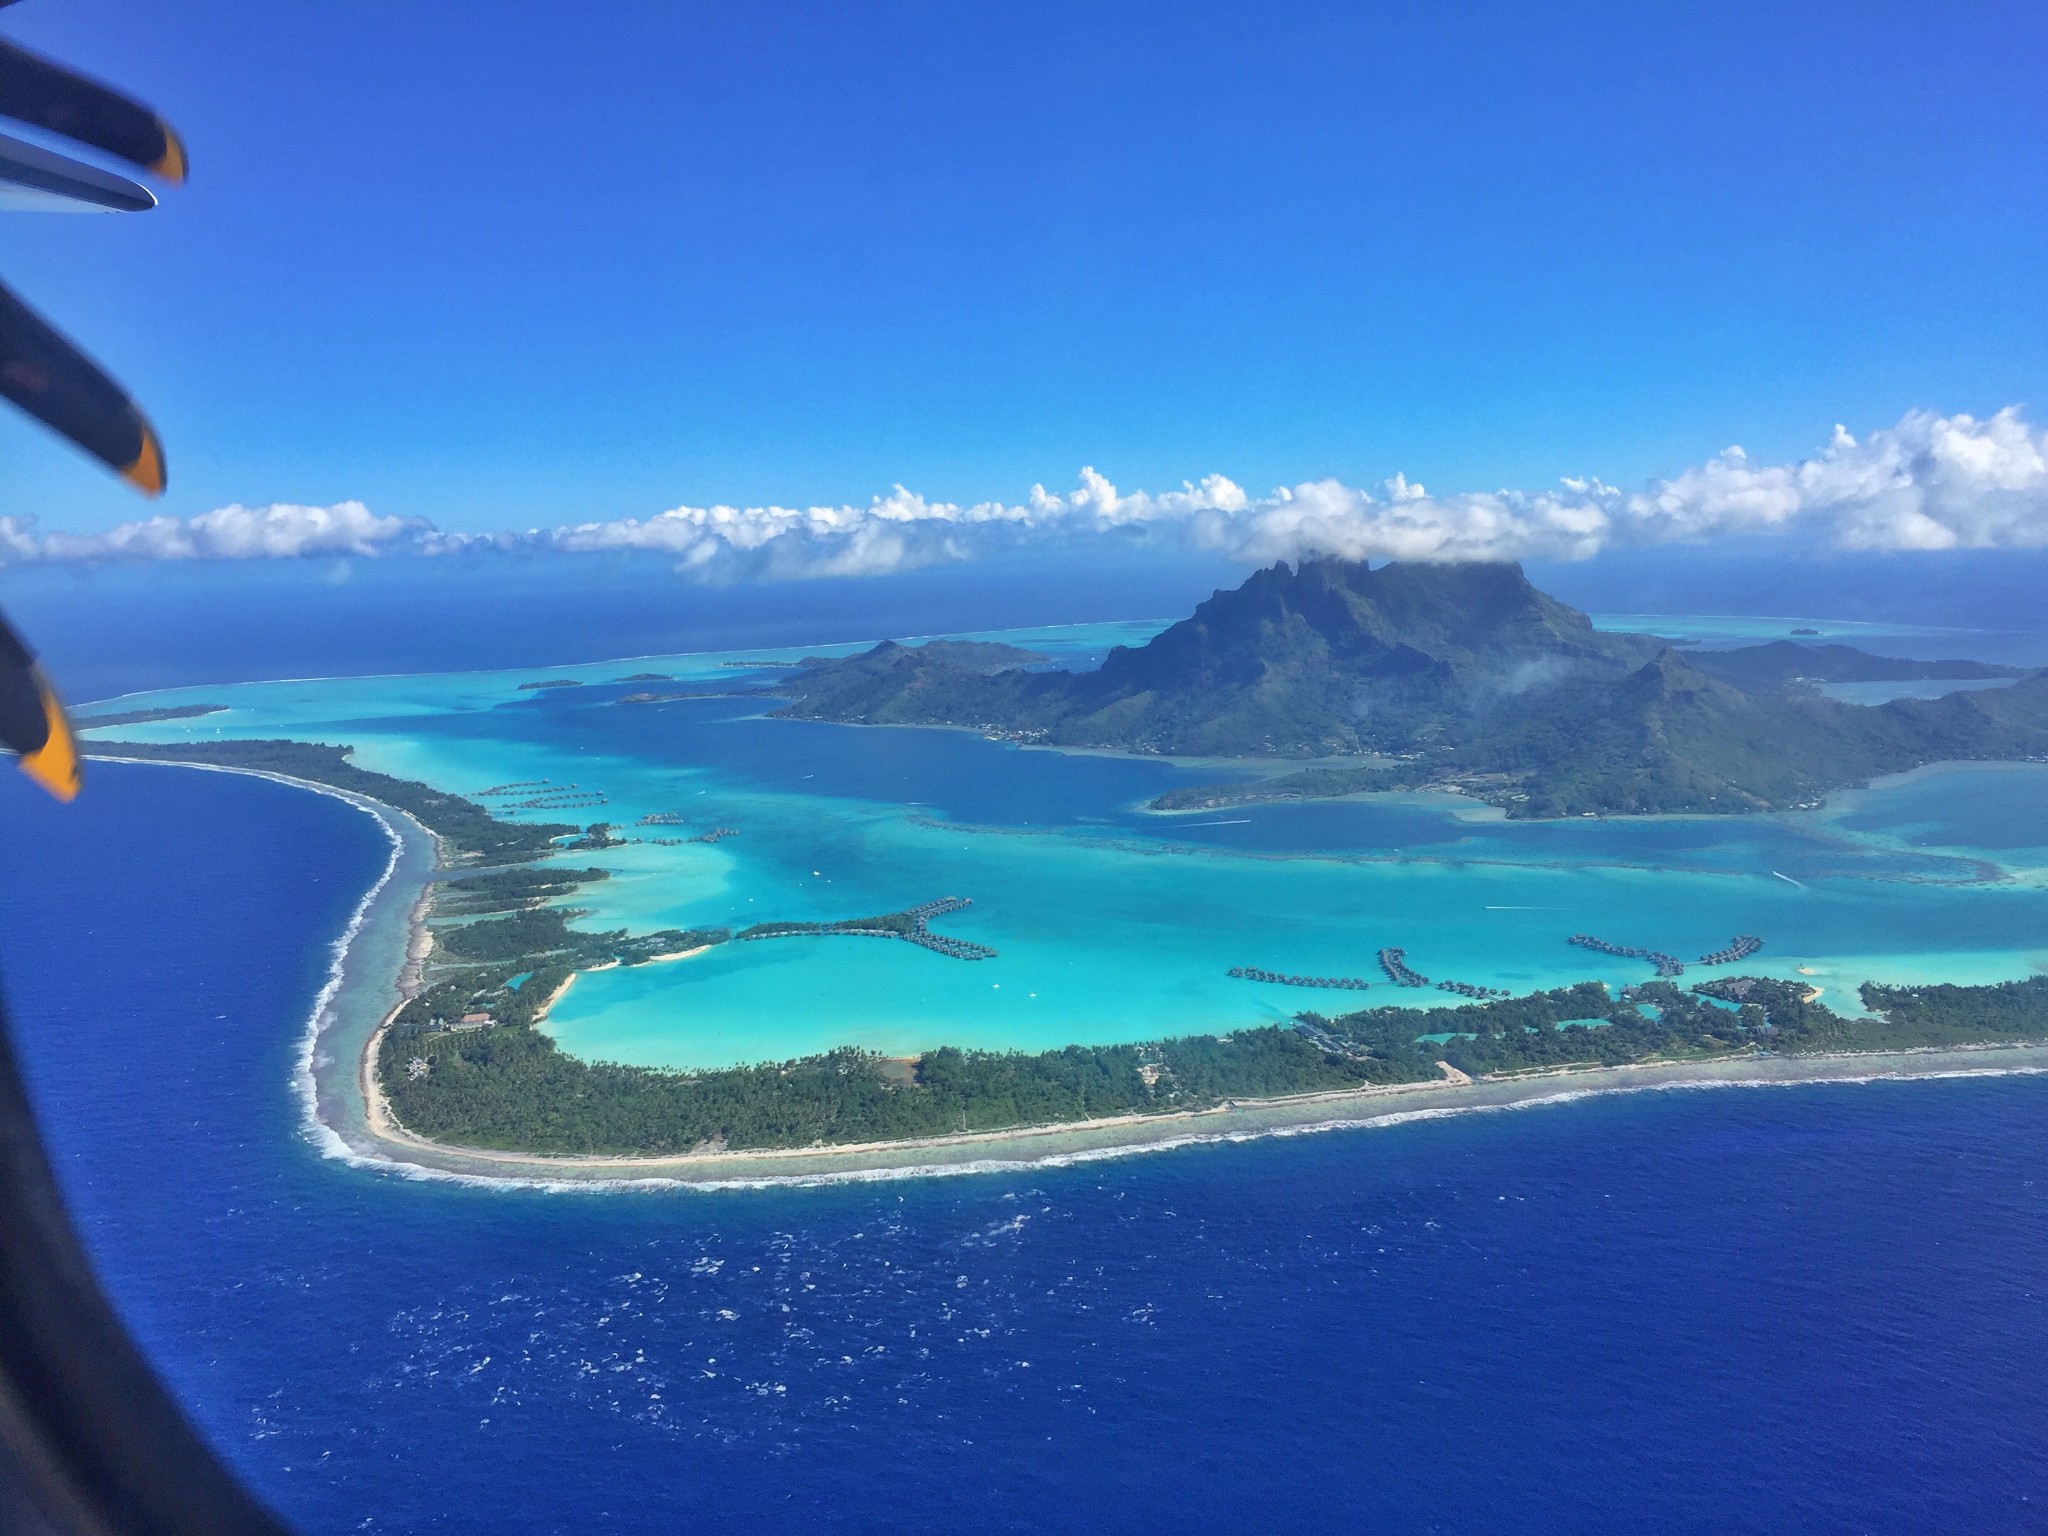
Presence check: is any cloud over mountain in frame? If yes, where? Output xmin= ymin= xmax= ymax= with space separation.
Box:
xmin=5 ymin=407 xmax=2045 ymax=578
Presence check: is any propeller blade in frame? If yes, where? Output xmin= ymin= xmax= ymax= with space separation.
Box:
xmin=0 ymin=126 xmax=154 ymax=211
xmin=0 ymin=276 xmax=165 ymax=494
xmin=0 ymin=39 xmax=185 ymax=182
xmin=0 ymin=610 xmax=80 ymax=802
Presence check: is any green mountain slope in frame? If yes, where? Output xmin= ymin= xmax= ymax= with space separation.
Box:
xmin=1460 ymin=650 xmax=1895 ymax=815
xmin=778 ymin=559 xmax=1661 ymax=754
xmin=772 ymin=559 xmax=2048 ymax=817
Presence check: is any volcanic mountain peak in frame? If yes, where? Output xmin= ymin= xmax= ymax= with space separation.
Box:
xmin=771 ymin=558 xmax=2048 ymax=816
xmin=1093 ymin=558 xmax=1640 ymax=694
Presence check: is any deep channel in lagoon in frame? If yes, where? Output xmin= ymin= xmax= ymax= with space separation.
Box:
xmin=91 ymin=620 xmax=2048 ymax=1072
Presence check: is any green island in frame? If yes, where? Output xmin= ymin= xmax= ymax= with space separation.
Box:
xmin=380 ymin=969 xmax=2048 ymax=1157
xmin=84 ymin=683 xmax=2048 ymax=1164
xmin=771 ymin=559 xmax=2048 ymax=818
xmin=432 ymin=865 xmax=614 ymax=916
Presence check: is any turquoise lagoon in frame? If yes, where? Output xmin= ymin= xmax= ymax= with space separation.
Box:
xmin=86 ymin=620 xmax=2048 ymax=1072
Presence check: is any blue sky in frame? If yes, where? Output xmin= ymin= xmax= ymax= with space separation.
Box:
xmin=0 ymin=0 xmax=2043 ymax=539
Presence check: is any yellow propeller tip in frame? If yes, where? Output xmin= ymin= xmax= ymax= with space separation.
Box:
xmin=19 ymin=754 xmax=80 ymax=802
xmin=150 ymin=122 xmax=188 ymax=185
xmin=18 ymin=688 xmax=81 ymax=802
xmin=121 ymin=423 xmax=166 ymax=496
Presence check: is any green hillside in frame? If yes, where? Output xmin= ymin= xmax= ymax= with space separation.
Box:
xmin=774 ymin=558 xmax=2048 ymax=818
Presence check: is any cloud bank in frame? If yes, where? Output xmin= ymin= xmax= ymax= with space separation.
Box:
xmin=0 ymin=500 xmax=428 ymax=563
xmin=5 ymin=406 xmax=2045 ymax=579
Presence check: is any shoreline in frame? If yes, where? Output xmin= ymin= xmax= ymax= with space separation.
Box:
xmin=89 ymin=753 xmax=2048 ymax=1195
xmin=341 ymin=1041 xmax=2048 ymax=1190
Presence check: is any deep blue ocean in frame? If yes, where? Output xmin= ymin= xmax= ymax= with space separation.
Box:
xmin=4 ymin=555 xmax=2048 ymax=1533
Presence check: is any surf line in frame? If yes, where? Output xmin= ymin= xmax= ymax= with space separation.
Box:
xmin=1772 ymin=871 xmax=1808 ymax=889
xmin=1183 ymin=818 xmax=1252 ymax=827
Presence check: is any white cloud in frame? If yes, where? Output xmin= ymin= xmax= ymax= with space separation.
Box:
xmin=523 ymin=471 xmax=1253 ymax=580
xmin=5 ymin=407 xmax=2046 ymax=577
xmin=1199 ymin=408 xmax=2048 ymax=569
xmin=3 ymin=500 xmax=428 ymax=562
xmin=0 ymin=515 xmax=39 ymax=562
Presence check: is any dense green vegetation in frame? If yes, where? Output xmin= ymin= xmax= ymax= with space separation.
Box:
xmin=1304 ymin=980 xmax=1779 ymax=1076
xmin=1857 ymin=975 xmax=2048 ymax=1044
xmin=75 ymin=703 xmax=228 ymax=729
xmin=436 ymin=908 xmax=593 ymax=962
xmin=558 ymin=822 xmax=627 ymax=851
xmin=92 ymin=738 xmax=582 ymax=858
xmin=776 ymin=558 xmax=2048 ymax=819
xmin=431 ymin=907 xmax=726 ymax=968
xmin=380 ymin=970 xmax=2048 ymax=1156
xmin=380 ymin=1024 xmax=1389 ymax=1155
xmin=435 ymin=866 xmax=611 ymax=915
xmin=737 ymin=912 xmax=917 ymax=939
xmin=1460 ymin=656 xmax=2048 ymax=818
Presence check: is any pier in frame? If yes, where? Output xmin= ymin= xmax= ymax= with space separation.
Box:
xmin=904 ymin=931 xmax=998 ymax=960
xmin=639 ymin=828 xmax=739 ymax=846
xmin=1568 ymin=933 xmax=1686 ymax=978
xmin=1435 ymin=979 xmax=1510 ymax=999
xmin=513 ymin=793 xmax=608 ymax=811
xmin=1228 ymin=966 xmax=1372 ymax=991
xmin=1379 ymin=947 xmax=1431 ymax=987
xmin=636 ymin=826 xmax=738 ymax=846
xmin=898 ymin=898 xmax=995 ymax=957
xmin=1697 ymin=934 xmax=1763 ymax=965
xmin=1364 ymin=945 xmax=1504 ymax=995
